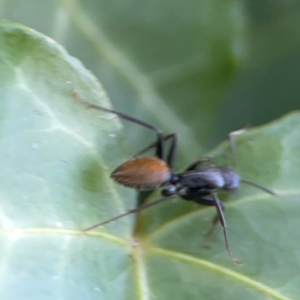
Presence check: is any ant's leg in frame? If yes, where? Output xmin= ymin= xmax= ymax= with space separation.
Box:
xmin=211 ymin=192 xmax=240 ymax=264
xmin=185 ymin=157 xmax=212 ymax=171
xmin=204 ymin=204 xmax=224 ymax=238
xmin=192 ymin=197 xmax=222 ymax=237
xmin=134 ymin=134 xmax=174 ymax=157
xmin=186 ymin=129 xmax=247 ymax=172
xmin=166 ymin=133 xmax=177 ymax=168
xmin=193 ymin=194 xmax=240 ymax=264
xmin=228 ymin=129 xmax=246 ymax=167
xmin=72 ymin=91 xmax=164 ymax=159
xmin=133 ymin=133 xmax=178 ymax=168
xmin=82 ymin=196 xmax=175 ymax=232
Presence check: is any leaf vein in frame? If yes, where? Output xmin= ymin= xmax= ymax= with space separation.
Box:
xmin=151 ymin=247 xmax=294 ymax=300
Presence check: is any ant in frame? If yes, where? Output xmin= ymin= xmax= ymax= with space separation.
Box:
xmin=72 ymin=91 xmax=276 ymax=264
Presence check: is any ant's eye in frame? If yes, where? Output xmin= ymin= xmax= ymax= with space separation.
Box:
xmin=162 ymin=185 xmax=176 ymax=196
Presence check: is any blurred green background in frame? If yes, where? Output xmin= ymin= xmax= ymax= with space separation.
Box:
xmin=1 ymin=2 xmax=300 ymax=299
xmin=1 ymin=0 xmax=300 ymax=164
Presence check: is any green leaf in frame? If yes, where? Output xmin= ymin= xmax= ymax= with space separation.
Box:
xmin=1 ymin=21 xmax=300 ymax=300
xmin=0 ymin=0 xmax=246 ymax=162
xmin=212 ymin=2 xmax=300 ymax=143
xmin=0 ymin=21 xmax=136 ymax=299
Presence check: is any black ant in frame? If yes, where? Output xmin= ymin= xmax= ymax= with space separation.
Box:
xmin=72 ymin=91 xmax=276 ymax=264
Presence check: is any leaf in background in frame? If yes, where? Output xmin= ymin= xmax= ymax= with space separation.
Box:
xmin=1 ymin=1 xmax=300 ymax=163
xmin=1 ymin=22 xmax=300 ymax=300
xmin=0 ymin=0 xmax=246 ymax=164
xmin=213 ymin=0 xmax=300 ymax=144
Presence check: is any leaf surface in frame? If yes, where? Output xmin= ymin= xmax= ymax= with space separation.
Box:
xmin=0 ymin=0 xmax=246 ymax=162
xmin=0 ymin=22 xmax=299 ymax=300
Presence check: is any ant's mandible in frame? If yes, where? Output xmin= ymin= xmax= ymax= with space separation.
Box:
xmin=72 ymin=91 xmax=276 ymax=264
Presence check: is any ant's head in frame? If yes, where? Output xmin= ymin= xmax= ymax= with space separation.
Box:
xmin=219 ymin=166 xmax=240 ymax=191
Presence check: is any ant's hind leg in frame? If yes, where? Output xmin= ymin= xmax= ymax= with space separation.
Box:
xmin=133 ymin=133 xmax=178 ymax=168
xmin=72 ymin=90 xmax=165 ymax=160
xmin=166 ymin=133 xmax=178 ymax=168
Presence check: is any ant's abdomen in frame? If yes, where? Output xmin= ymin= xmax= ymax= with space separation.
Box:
xmin=111 ymin=157 xmax=171 ymax=191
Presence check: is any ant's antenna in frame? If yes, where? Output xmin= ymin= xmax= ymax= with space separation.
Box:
xmin=229 ymin=129 xmax=277 ymax=196
xmin=241 ymin=180 xmax=277 ymax=196
xmin=82 ymin=196 xmax=175 ymax=232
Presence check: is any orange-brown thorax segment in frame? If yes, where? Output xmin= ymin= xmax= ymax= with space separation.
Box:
xmin=111 ymin=157 xmax=171 ymax=190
